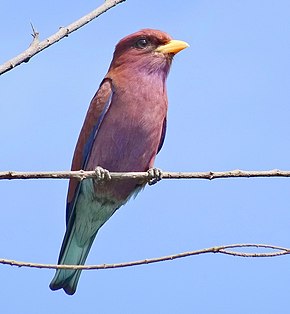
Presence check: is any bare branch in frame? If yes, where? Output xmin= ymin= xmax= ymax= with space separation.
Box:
xmin=0 ymin=244 xmax=289 ymax=270
xmin=0 ymin=169 xmax=290 ymax=183
xmin=0 ymin=0 xmax=126 ymax=75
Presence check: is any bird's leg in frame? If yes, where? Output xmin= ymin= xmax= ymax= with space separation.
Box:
xmin=94 ymin=166 xmax=111 ymax=183
xmin=147 ymin=168 xmax=163 ymax=185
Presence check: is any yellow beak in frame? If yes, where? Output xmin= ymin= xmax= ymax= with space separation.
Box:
xmin=155 ymin=39 xmax=189 ymax=54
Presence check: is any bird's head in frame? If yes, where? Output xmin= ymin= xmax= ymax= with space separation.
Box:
xmin=107 ymin=29 xmax=189 ymax=81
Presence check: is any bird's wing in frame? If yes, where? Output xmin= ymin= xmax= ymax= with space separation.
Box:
xmin=66 ymin=78 xmax=113 ymax=224
xmin=157 ymin=117 xmax=167 ymax=154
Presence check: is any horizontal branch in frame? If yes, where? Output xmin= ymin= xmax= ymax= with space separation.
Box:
xmin=0 ymin=169 xmax=290 ymax=182
xmin=1 ymin=244 xmax=289 ymax=270
xmin=0 ymin=0 xmax=126 ymax=75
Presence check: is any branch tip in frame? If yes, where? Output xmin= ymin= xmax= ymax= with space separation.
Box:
xmin=30 ymin=22 xmax=39 ymax=41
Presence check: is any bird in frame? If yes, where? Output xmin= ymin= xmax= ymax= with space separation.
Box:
xmin=49 ymin=29 xmax=189 ymax=295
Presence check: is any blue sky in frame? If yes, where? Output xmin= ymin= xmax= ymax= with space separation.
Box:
xmin=1 ymin=0 xmax=290 ymax=313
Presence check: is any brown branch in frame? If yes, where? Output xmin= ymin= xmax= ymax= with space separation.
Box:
xmin=0 ymin=169 xmax=290 ymax=182
xmin=0 ymin=0 xmax=126 ymax=75
xmin=1 ymin=244 xmax=289 ymax=270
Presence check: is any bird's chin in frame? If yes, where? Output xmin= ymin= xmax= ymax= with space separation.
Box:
xmin=148 ymin=55 xmax=172 ymax=77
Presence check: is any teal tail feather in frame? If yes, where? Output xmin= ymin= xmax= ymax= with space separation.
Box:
xmin=49 ymin=224 xmax=96 ymax=295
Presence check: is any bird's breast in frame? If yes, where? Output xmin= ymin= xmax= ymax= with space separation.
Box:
xmin=84 ymin=77 xmax=168 ymax=200
xmin=87 ymin=80 xmax=167 ymax=172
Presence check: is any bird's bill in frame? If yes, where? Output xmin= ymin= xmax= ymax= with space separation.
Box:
xmin=155 ymin=39 xmax=189 ymax=54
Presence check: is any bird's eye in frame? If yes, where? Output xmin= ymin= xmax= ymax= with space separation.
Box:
xmin=135 ymin=38 xmax=149 ymax=49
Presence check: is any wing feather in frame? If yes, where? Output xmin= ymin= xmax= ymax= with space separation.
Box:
xmin=66 ymin=78 xmax=113 ymax=224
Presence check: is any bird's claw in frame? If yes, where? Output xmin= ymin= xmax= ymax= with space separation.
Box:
xmin=147 ymin=168 xmax=163 ymax=185
xmin=94 ymin=166 xmax=111 ymax=182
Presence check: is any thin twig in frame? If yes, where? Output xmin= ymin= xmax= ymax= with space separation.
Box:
xmin=0 ymin=0 xmax=126 ymax=75
xmin=0 ymin=169 xmax=290 ymax=182
xmin=0 ymin=244 xmax=289 ymax=270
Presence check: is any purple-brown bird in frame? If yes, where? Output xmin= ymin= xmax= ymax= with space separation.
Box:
xmin=49 ymin=29 xmax=188 ymax=295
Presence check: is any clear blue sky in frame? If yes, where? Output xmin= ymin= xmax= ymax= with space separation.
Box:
xmin=1 ymin=1 xmax=290 ymax=313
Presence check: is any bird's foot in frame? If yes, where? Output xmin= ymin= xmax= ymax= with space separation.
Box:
xmin=147 ymin=168 xmax=163 ymax=185
xmin=94 ymin=166 xmax=111 ymax=183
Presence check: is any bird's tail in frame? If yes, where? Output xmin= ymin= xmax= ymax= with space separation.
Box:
xmin=49 ymin=223 xmax=96 ymax=295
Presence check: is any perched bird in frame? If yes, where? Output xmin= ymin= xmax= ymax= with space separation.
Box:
xmin=49 ymin=29 xmax=188 ymax=295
